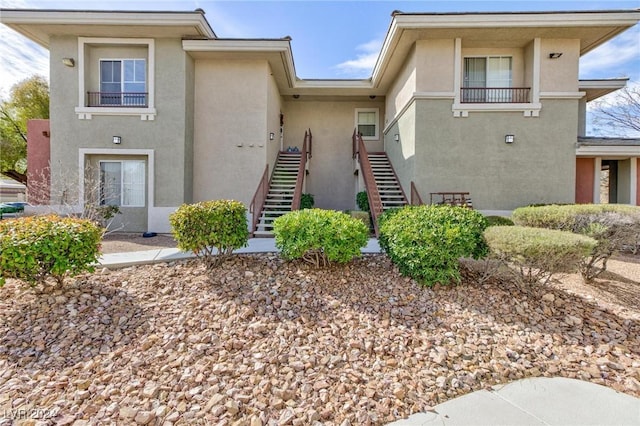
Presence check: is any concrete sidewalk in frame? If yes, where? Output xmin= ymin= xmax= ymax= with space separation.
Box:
xmin=388 ymin=377 xmax=640 ymax=426
xmin=99 ymin=237 xmax=381 ymax=268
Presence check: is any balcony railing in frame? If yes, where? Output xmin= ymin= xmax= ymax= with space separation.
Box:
xmin=461 ymin=87 xmax=530 ymax=104
xmin=87 ymin=92 xmax=148 ymax=107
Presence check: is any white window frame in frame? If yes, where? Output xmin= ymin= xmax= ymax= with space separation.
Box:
xmin=98 ymin=160 xmax=146 ymax=207
xmin=76 ymin=37 xmax=156 ymax=120
xmin=99 ymin=58 xmax=147 ymax=106
xmin=355 ymin=108 xmax=380 ymax=140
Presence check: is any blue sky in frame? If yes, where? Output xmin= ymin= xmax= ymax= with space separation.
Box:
xmin=0 ymin=0 xmax=639 ymax=98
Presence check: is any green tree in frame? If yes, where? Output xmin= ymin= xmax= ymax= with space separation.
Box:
xmin=0 ymin=75 xmax=50 ymax=184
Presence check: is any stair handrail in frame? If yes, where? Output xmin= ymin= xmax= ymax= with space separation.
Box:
xmin=291 ymin=130 xmax=310 ymax=210
xmin=353 ymin=129 xmax=383 ymax=236
xmin=410 ymin=181 xmax=424 ymax=205
xmin=249 ymin=164 xmax=269 ymax=235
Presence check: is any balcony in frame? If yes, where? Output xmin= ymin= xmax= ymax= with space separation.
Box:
xmin=461 ymin=87 xmax=530 ymax=104
xmin=87 ymin=92 xmax=148 ymax=108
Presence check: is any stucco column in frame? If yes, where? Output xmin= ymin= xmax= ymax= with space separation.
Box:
xmin=631 ymin=157 xmax=637 ymax=205
xmin=593 ymin=157 xmax=601 ymax=204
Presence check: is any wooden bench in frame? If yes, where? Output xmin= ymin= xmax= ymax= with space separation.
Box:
xmin=430 ymin=192 xmax=473 ymax=209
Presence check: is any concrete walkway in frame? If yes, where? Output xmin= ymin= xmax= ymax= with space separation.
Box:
xmin=100 ymin=241 xmax=640 ymax=425
xmin=388 ymin=377 xmax=639 ymax=426
xmin=99 ymin=237 xmax=381 ymax=268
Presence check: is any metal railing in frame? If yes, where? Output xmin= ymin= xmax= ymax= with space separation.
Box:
xmin=87 ymin=92 xmax=148 ymax=107
xmin=460 ymin=87 xmax=530 ymax=104
xmin=291 ymin=129 xmax=311 ymax=210
xmin=353 ymin=129 xmax=383 ymax=236
xmin=249 ymin=164 xmax=269 ymax=236
xmin=410 ymin=181 xmax=424 ymax=205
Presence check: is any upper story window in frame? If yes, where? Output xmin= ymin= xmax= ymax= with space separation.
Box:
xmin=76 ymin=37 xmax=155 ymax=120
xmin=356 ymin=108 xmax=379 ymax=140
xmin=96 ymin=59 xmax=147 ymax=107
xmin=461 ymin=57 xmax=526 ymax=103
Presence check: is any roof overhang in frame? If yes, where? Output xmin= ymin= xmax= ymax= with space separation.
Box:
xmin=579 ymin=78 xmax=629 ymax=102
xmin=0 ymin=9 xmax=216 ymax=47
xmin=372 ymin=10 xmax=640 ymax=91
xmin=577 ymin=136 xmax=640 ymax=157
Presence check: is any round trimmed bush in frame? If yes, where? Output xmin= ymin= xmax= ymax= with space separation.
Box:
xmin=273 ymin=208 xmax=369 ymax=267
xmin=0 ymin=214 xmax=103 ymax=287
xmin=379 ymin=205 xmax=488 ymax=286
xmin=486 ymin=215 xmax=515 ymax=227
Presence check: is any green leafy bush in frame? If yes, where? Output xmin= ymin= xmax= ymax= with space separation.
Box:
xmin=273 ymin=208 xmax=369 ymax=267
xmin=512 ymin=204 xmax=640 ymax=280
xmin=486 ymin=215 xmax=515 ymax=227
xmin=484 ymin=225 xmax=597 ymax=284
xmin=379 ymin=205 xmax=488 ymax=286
xmin=349 ymin=210 xmax=371 ymax=230
xmin=300 ymin=193 xmax=315 ymax=210
xmin=0 ymin=215 xmax=103 ymax=288
xmin=356 ymin=191 xmax=370 ymax=212
xmin=170 ymin=200 xmax=248 ymax=269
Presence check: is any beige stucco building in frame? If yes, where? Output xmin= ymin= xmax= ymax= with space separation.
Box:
xmin=2 ymin=8 xmax=639 ymax=232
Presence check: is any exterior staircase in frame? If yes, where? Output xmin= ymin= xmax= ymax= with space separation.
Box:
xmin=253 ymin=151 xmax=301 ymax=237
xmin=368 ymin=152 xmax=408 ymax=210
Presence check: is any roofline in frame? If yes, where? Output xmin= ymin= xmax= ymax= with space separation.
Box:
xmin=372 ymin=9 xmax=640 ymax=87
xmin=0 ymin=9 xmax=216 ymax=46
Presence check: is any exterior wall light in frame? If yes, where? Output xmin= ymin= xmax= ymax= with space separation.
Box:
xmin=269 ymin=132 xmax=275 ymax=140
xmin=394 ymin=134 xmax=400 ymax=142
xmin=62 ymin=57 xmax=75 ymax=67
xmin=549 ymin=52 xmax=563 ymax=59
xmin=112 ymin=136 xmax=122 ymax=144
xmin=505 ymin=134 xmax=515 ymax=144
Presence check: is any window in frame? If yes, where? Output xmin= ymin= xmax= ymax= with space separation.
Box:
xmin=100 ymin=160 xmax=145 ymax=207
xmin=355 ymin=108 xmax=379 ymax=140
xmin=99 ymin=59 xmax=146 ymax=106
xmin=463 ymin=57 xmax=513 ymax=102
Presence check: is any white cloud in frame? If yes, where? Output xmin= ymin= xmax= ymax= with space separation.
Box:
xmin=0 ymin=0 xmax=50 ymax=98
xmin=334 ymin=38 xmax=383 ymax=78
xmin=580 ymin=25 xmax=640 ymax=78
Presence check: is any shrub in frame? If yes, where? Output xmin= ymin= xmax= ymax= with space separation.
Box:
xmin=273 ymin=209 xmax=369 ymax=267
xmin=0 ymin=215 xmax=103 ymax=288
xmin=484 ymin=225 xmax=597 ymax=284
xmin=170 ymin=200 xmax=248 ymax=270
xmin=300 ymin=193 xmax=315 ymax=210
xmin=356 ymin=191 xmax=370 ymax=212
xmin=349 ymin=210 xmax=371 ymax=230
xmin=378 ymin=205 xmax=488 ymax=286
xmin=512 ymin=204 xmax=640 ymax=280
xmin=486 ymin=215 xmax=514 ymax=227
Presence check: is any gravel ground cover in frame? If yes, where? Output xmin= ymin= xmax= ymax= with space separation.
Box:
xmin=0 ymin=254 xmax=638 ymax=425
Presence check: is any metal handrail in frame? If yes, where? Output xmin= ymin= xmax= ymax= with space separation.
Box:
xmin=460 ymin=87 xmax=530 ymax=104
xmin=410 ymin=181 xmax=424 ymax=205
xmin=353 ymin=129 xmax=383 ymax=236
xmin=87 ymin=91 xmax=148 ymax=107
xmin=291 ymin=130 xmax=310 ymax=210
xmin=249 ymin=164 xmax=269 ymax=235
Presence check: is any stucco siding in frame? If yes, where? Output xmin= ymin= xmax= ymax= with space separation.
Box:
xmin=283 ymin=100 xmax=385 ymax=211
xmin=412 ymin=99 xmax=577 ymax=210
xmin=183 ymin=51 xmax=195 ymax=204
xmin=415 ymin=40 xmax=455 ymax=93
xmin=193 ymin=59 xmax=268 ymax=206
xmin=384 ymin=102 xmax=416 ymax=202
xmin=575 ymin=157 xmax=595 ymax=203
xmin=266 ymin=68 xmax=283 ymax=172
xmin=385 ymin=46 xmax=416 ymax=126
xmin=539 ymin=39 xmax=580 ymax=92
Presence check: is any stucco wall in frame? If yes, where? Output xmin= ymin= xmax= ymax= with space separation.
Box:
xmin=266 ymin=68 xmax=283 ymax=172
xmin=617 ymin=159 xmax=631 ymax=204
xmin=193 ymin=59 xmax=268 ymax=206
xmin=415 ymin=40 xmax=455 ymax=93
xmin=183 ymin=50 xmax=195 ymax=204
xmin=384 ymin=102 xmax=416 ymax=203
xmin=26 ymin=119 xmax=51 ymax=204
xmin=411 ymin=99 xmax=577 ymax=210
xmin=539 ymin=39 xmax=580 ymax=92
xmin=283 ymin=99 xmax=384 ymax=210
xmin=575 ymin=157 xmax=595 ymax=203
xmin=49 ymin=36 xmax=191 ymax=232
xmin=385 ymin=46 xmax=416 ymax=126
